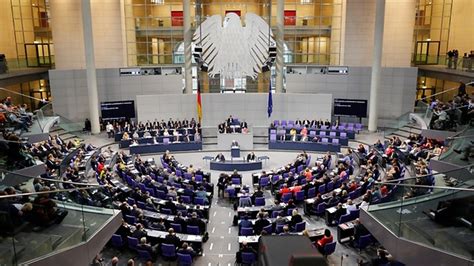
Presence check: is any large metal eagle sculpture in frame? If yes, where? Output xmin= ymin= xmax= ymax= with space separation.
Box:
xmin=193 ymin=12 xmax=274 ymax=79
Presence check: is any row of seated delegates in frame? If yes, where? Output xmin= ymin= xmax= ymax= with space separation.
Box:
xmin=121 ymin=154 xmax=212 ymax=206
xmin=0 ymin=96 xmax=34 ymax=133
xmin=122 ymin=128 xmax=201 ymax=142
xmin=115 ymin=211 xmax=202 ymax=262
xmin=108 ymin=117 xmax=201 ymax=138
xmin=0 ymin=186 xmax=68 ymax=234
xmin=275 ymin=127 xmax=344 ymax=142
xmin=270 ymin=119 xmax=333 ymax=129
xmin=218 ymin=115 xmax=249 ymax=134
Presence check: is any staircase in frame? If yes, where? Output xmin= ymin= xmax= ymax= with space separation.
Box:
xmin=384 ymin=122 xmax=422 ymax=141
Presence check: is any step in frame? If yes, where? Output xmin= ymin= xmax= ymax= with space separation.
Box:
xmin=389 ymin=131 xmax=411 ymax=138
xmin=202 ymin=138 xmax=217 ymax=145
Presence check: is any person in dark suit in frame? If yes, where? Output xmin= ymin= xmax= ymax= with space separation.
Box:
xmin=163 ymin=228 xmax=181 ymax=248
xmin=254 ymin=213 xmax=270 ymax=235
xmin=251 ymin=186 xmax=264 ymax=204
xmin=178 ymin=242 xmax=196 ymax=257
xmin=236 ymin=241 xmax=257 ymax=263
xmin=231 ymin=140 xmax=239 ymax=147
xmin=215 ymin=153 xmax=226 ymax=162
xmin=246 ymin=152 xmax=256 ymax=162
xmin=227 ymin=115 xmax=234 ymax=125
xmin=173 ymin=211 xmax=187 ymax=230
xmin=187 ymin=212 xmax=205 ymax=234
xmin=289 ymin=209 xmax=303 ymax=229
xmin=132 ymin=223 xmax=147 ymax=240
xmin=352 ymin=218 xmax=369 ymax=243
xmin=240 ymin=120 xmax=248 ymax=129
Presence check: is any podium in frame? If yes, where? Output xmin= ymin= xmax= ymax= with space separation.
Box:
xmin=231 ymin=146 xmax=240 ymax=158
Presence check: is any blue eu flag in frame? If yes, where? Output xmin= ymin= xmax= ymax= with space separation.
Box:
xmin=267 ymin=81 xmax=273 ymax=118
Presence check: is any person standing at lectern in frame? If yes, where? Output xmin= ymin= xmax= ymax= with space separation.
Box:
xmin=227 ymin=115 xmax=234 ymax=125
xmin=240 ymin=120 xmax=248 ymax=129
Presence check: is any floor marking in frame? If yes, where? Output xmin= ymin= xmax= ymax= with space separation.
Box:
xmin=228 ymin=211 xmax=232 ymax=217
xmin=228 ymin=227 xmax=231 ymax=234
xmin=228 ymin=264 xmax=231 ymax=266
xmin=221 ymin=221 xmax=225 ymax=224
xmin=228 ymin=243 xmax=231 ymax=251
xmin=219 ymin=254 xmax=223 ymax=258
xmin=220 ymin=236 xmax=224 ymax=239
xmin=202 ymin=253 xmax=205 ymax=257
xmin=212 ymin=227 xmax=216 ymax=233
xmin=209 ymin=243 xmax=214 ymax=250
xmin=213 ymin=211 xmax=217 ymax=217
xmin=208 ymin=263 xmax=212 ymax=266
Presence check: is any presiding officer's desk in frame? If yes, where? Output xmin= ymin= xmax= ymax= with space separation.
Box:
xmin=217 ymin=132 xmax=254 ymax=150
xmin=269 ymin=141 xmax=341 ymax=152
xmin=210 ymin=159 xmax=262 ymax=171
xmin=130 ymin=141 xmax=202 ymax=154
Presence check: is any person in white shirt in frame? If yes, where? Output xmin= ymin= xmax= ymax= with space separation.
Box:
xmin=345 ymin=199 xmax=358 ymax=215
xmin=106 ymin=122 xmax=114 ymax=138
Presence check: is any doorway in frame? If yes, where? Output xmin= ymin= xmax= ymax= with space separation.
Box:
xmin=414 ymin=41 xmax=440 ymax=65
xmin=24 ymin=43 xmax=53 ymax=67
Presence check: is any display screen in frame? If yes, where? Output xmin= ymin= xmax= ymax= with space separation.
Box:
xmin=334 ymin=98 xmax=368 ymax=118
xmin=100 ymin=100 xmax=136 ymax=121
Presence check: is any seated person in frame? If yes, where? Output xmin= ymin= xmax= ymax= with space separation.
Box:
xmin=239 ymin=215 xmax=253 ymax=232
xmin=178 ymin=242 xmax=196 ymax=258
xmin=316 ymin=229 xmax=333 ymax=253
xmin=279 ymin=225 xmax=291 ymax=235
xmin=289 ymin=128 xmax=298 ymax=141
xmin=246 ymin=152 xmax=256 ymax=162
xmin=300 ymin=127 xmax=308 ymax=142
xmin=239 ymin=196 xmax=252 ymax=208
xmin=254 ymin=212 xmax=271 ymax=235
xmin=137 ymin=237 xmax=158 ymax=260
xmin=289 ymin=209 xmax=303 ymax=229
xmin=122 ymin=132 xmax=130 ymax=140
xmin=162 ymin=228 xmax=181 ymax=248
xmin=215 ymin=153 xmax=226 ymax=162
xmin=352 ymin=218 xmax=369 ymax=244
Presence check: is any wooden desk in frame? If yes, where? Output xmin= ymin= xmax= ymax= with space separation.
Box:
xmin=337 ymin=221 xmax=355 ymax=243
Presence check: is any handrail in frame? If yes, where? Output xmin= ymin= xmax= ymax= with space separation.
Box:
xmin=374 ymin=181 xmax=474 ymax=192
xmin=381 ymin=163 xmax=474 ymax=184
xmin=0 ymin=185 xmax=101 ymax=200
xmin=2 ymin=169 xmax=102 ymax=187
xmin=418 ymin=87 xmax=459 ymax=103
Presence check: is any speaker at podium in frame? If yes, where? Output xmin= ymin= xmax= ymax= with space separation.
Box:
xmin=231 ymin=140 xmax=240 ymax=158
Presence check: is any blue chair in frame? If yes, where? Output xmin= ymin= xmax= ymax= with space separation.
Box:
xmin=195 ymin=175 xmax=203 ymax=182
xmin=187 ymin=225 xmax=200 ymax=235
xmin=125 ymin=215 xmax=136 ymax=225
xmin=161 ymin=243 xmax=176 ymax=260
xmin=294 ymin=221 xmax=306 ymax=232
xmin=323 ymin=241 xmax=336 ymax=256
xmin=282 ymin=193 xmax=292 ymax=203
xmin=241 ymin=252 xmax=256 ymax=265
xmin=181 ymin=195 xmax=191 ymax=204
xmin=275 ymin=224 xmax=285 ymax=234
xmin=226 ymin=188 xmax=236 ymax=200
xmin=287 ymin=208 xmax=295 ymax=216
xmin=295 ymin=191 xmax=305 ymax=202
xmin=255 ymin=197 xmax=265 ymax=206
xmin=240 ymin=227 xmax=253 ymax=236
xmin=136 ymin=201 xmax=146 ymax=209
xmin=271 ymin=210 xmax=282 ymax=218
xmin=127 ymin=236 xmax=139 ymax=250
xmin=259 ymin=177 xmax=270 ymax=188
xmin=111 ymin=234 xmax=124 ymax=248
xmin=177 ymin=253 xmax=193 ymax=265
xmin=194 ymin=197 xmax=205 ymax=205
xmin=318 ymin=184 xmax=326 ymax=194
xmin=356 ymin=234 xmax=372 ymax=251
xmin=137 ymin=249 xmax=152 ymax=262
xmin=184 ymin=173 xmax=192 ymax=180
xmin=308 ymin=187 xmax=316 ymax=198
xmin=350 ymin=209 xmax=360 ymax=220
xmin=326 ymin=181 xmax=334 ymax=192
xmin=263 ymin=224 xmax=273 ymax=234
xmin=127 ymin=197 xmax=135 ymax=206
xmin=313 ymin=202 xmax=327 ymax=216
xmin=338 ymin=213 xmax=352 ymax=225
xmin=170 ymin=223 xmax=182 ymax=233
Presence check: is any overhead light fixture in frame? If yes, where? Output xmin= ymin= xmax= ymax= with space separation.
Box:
xmin=301 ymin=0 xmax=312 ymax=4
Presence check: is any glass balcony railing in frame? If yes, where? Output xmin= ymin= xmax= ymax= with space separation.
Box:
xmin=367 ymin=174 xmax=474 ymax=261
xmin=0 ymin=183 xmax=119 ymax=265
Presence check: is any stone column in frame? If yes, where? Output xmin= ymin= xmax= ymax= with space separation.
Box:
xmin=368 ymin=0 xmax=385 ymax=132
xmin=81 ymin=0 xmax=100 ymax=134
xmin=183 ymin=0 xmax=193 ymax=94
xmin=275 ymin=0 xmax=285 ymax=93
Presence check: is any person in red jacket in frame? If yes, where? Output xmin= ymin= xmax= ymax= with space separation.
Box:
xmin=317 ymin=229 xmax=334 ymax=253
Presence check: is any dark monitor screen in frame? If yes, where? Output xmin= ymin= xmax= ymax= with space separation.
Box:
xmin=334 ymin=98 xmax=368 ymax=118
xmin=100 ymin=100 xmax=136 ymax=121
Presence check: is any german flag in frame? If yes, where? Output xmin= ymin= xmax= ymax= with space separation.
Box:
xmin=197 ymin=80 xmax=202 ymax=123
